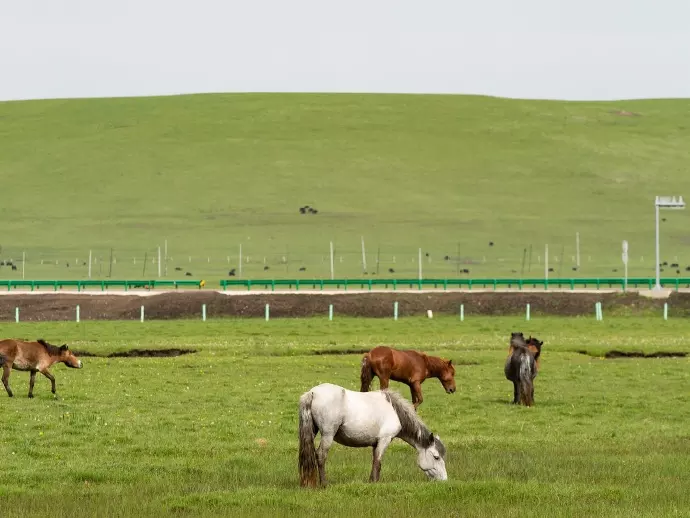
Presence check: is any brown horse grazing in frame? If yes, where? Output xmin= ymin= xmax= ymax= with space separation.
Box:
xmin=0 ymin=338 xmax=83 ymax=398
xmin=360 ymin=346 xmax=456 ymax=410
xmin=504 ymin=332 xmax=542 ymax=406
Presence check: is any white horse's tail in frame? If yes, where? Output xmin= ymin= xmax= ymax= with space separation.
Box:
xmin=298 ymin=390 xmax=318 ymax=487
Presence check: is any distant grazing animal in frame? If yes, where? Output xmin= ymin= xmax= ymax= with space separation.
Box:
xmin=504 ymin=332 xmax=542 ymax=406
xmin=264 ymin=266 xmax=270 ymax=271
xmin=299 ymin=207 xmax=307 ymax=214
xmin=11 ymin=265 xmax=17 ymax=271
xmin=299 ymin=267 xmax=306 ymax=271
xmin=360 ymin=346 xmax=456 ymax=410
xmin=388 ymin=268 xmax=395 ymax=273
xmin=0 ymin=338 xmax=83 ymax=398
xmin=298 ymin=383 xmax=447 ymax=487
xmin=185 ymin=272 xmax=192 ymax=276
xmin=175 ymin=267 xmax=182 ymax=271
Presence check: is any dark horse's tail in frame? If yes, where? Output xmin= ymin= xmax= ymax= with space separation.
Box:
xmin=518 ymin=352 xmax=535 ymax=407
xmin=298 ymin=390 xmax=318 ymax=488
xmin=360 ymin=354 xmax=373 ymax=392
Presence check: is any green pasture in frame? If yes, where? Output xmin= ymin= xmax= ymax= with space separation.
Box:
xmin=0 ymin=316 xmax=688 ymax=517
xmin=1 ymin=94 xmax=690 ymax=283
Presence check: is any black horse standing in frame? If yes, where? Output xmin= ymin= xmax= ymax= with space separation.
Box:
xmin=504 ymin=332 xmax=541 ymax=406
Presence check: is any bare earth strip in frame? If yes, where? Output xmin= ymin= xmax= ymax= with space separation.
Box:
xmin=0 ymin=290 xmax=686 ymax=322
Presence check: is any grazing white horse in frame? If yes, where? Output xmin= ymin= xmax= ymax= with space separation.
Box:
xmin=298 ymin=383 xmax=447 ymax=487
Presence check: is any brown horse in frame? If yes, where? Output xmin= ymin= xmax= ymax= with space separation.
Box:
xmin=504 ymin=332 xmax=543 ymax=406
xmin=360 ymin=346 xmax=456 ymax=409
xmin=0 ymin=338 xmax=83 ymax=398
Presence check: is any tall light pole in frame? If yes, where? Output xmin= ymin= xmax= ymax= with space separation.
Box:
xmin=655 ymin=196 xmax=685 ymax=290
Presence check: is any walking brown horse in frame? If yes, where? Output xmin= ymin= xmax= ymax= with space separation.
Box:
xmin=360 ymin=346 xmax=456 ymax=409
xmin=505 ymin=332 xmax=543 ymax=406
xmin=0 ymin=338 xmax=83 ymax=398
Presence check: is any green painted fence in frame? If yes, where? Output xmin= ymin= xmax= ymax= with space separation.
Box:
xmin=2 ymin=277 xmax=689 ymax=292
xmin=0 ymin=279 xmax=205 ymax=292
xmin=219 ymin=277 xmax=690 ymax=292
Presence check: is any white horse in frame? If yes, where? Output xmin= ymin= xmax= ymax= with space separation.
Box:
xmin=298 ymin=383 xmax=447 ymax=487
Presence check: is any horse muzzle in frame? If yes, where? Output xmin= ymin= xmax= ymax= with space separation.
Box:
xmin=446 ymin=387 xmax=456 ymax=394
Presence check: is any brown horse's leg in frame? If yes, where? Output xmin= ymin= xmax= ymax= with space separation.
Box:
xmin=1 ymin=363 xmax=13 ymax=398
xmin=40 ymin=369 xmax=56 ymax=394
xmin=410 ymin=382 xmax=423 ymax=409
xmin=28 ymin=370 xmax=37 ymax=398
xmin=378 ymin=376 xmax=390 ymax=390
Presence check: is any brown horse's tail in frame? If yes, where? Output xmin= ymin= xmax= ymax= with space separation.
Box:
xmin=360 ymin=354 xmax=373 ymax=392
xmin=518 ymin=353 xmax=535 ymax=407
xmin=298 ymin=390 xmax=318 ymax=488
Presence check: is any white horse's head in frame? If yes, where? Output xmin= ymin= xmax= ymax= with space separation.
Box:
xmin=417 ymin=433 xmax=447 ymax=481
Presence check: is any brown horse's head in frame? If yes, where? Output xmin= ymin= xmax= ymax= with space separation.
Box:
xmin=525 ymin=336 xmax=543 ymax=360
xmin=438 ymin=359 xmax=456 ymax=394
xmin=59 ymin=345 xmax=83 ymax=369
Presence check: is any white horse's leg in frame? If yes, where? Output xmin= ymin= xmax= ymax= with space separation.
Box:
xmin=369 ymin=436 xmax=393 ymax=482
xmin=317 ymin=433 xmax=335 ymax=486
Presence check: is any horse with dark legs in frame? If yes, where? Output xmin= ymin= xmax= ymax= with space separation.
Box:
xmin=298 ymin=383 xmax=447 ymax=487
xmin=360 ymin=346 xmax=456 ymax=410
xmin=504 ymin=332 xmax=543 ymax=406
xmin=0 ymin=338 xmax=83 ymax=398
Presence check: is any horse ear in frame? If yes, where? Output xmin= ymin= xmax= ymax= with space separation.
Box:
xmin=428 ymin=432 xmax=434 ymax=445
xmin=60 ymin=344 xmax=68 ymax=351
xmin=448 ymin=359 xmax=453 ymax=366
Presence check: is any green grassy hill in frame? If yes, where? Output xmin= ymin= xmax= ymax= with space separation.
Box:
xmin=0 ymin=93 xmax=689 ymax=283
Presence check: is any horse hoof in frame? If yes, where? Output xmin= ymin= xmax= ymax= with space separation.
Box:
xmin=28 ymin=394 xmax=33 ymax=399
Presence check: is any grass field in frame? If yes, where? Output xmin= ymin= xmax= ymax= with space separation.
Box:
xmin=0 ymin=316 xmax=688 ymax=517
xmin=1 ymin=94 xmax=690 ymax=282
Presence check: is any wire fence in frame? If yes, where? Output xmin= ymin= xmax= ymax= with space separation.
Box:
xmin=2 ymin=243 xmax=688 ymax=282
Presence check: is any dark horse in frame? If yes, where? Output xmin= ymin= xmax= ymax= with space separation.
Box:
xmin=360 ymin=346 xmax=456 ymax=409
xmin=0 ymin=338 xmax=83 ymax=398
xmin=504 ymin=332 xmax=543 ymax=406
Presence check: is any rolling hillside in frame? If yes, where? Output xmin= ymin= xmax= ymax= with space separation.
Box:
xmin=0 ymin=93 xmax=689 ymax=282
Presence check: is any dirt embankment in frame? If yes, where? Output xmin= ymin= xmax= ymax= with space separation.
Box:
xmin=1 ymin=291 xmax=690 ymax=321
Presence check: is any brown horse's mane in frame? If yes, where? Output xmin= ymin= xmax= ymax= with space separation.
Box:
xmin=424 ymin=354 xmax=451 ymax=374
xmin=37 ymin=339 xmax=64 ymax=356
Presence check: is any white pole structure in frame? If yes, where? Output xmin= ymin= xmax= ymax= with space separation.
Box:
xmin=664 ymin=303 xmax=668 ymax=321
xmin=622 ymin=240 xmax=629 ymax=292
xmin=330 ymin=241 xmax=334 ymax=280
xmin=460 ymin=304 xmax=464 ymax=322
xmin=328 ymin=304 xmax=333 ymax=321
xmin=545 ymin=244 xmax=549 ymax=281
xmin=76 ymin=305 xmax=80 ymax=323
xmin=526 ymin=303 xmax=531 ymax=321
xmin=157 ymin=247 xmax=161 ymax=278
xmin=576 ymin=232 xmax=580 ymax=268
xmin=15 ymin=307 xmax=19 ymax=323
xmin=164 ymin=239 xmax=168 ymax=277
xmin=239 ymin=244 xmax=243 ymax=279
xmin=202 ymin=304 xmax=207 ymax=322
xmin=393 ymin=302 xmax=399 ymax=321
xmin=22 ymin=251 xmax=25 ymax=280
xmin=361 ymin=237 xmax=367 ymax=273
xmin=655 ymin=196 xmax=685 ymax=290
xmin=265 ymin=304 xmax=270 ymax=321
xmin=418 ymin=248 xmax=422 ymax=280
xmin=140 ymin=306 xmax=145 ymax=322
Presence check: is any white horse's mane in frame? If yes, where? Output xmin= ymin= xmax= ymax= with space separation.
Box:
xmin=382 ymin=390 xmax=437 ymax=448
